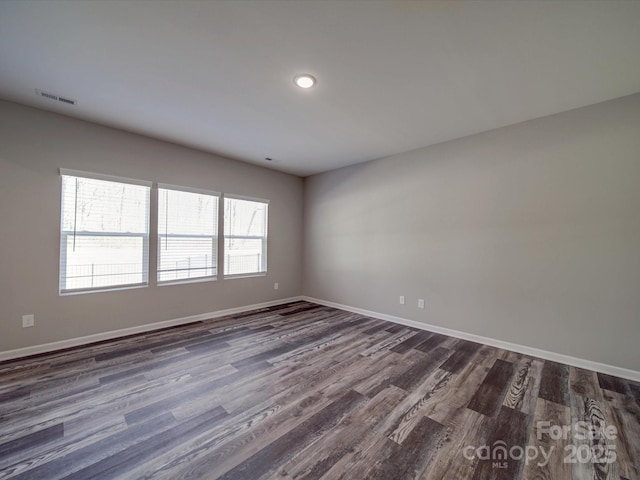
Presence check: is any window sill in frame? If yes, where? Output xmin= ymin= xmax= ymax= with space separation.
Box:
xmin=157 ymin=276 xmax=217 ymax=287
xmin=223 ymin=272 xmax=267 ymax=280
xmin=59 ymin=283 xmax=148 ymax=296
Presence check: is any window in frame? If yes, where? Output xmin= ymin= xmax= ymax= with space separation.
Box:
xmin=157 ymin=186 xmax=219 ymax=283
xmin=59 ymin=170 xmax=150 ymax=294
xmin=224 ymin=196 xmax=268 ymax=277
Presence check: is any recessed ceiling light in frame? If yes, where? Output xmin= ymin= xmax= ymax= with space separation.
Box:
xmin=294 ymin=74 xmax=316 ymax=89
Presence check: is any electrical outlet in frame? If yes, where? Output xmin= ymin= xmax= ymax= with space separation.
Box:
xmin=418 ymin=299 xmax=425 ymax=309
xmin=274 ymin=282 xmax=279 ymax=290
xmin=22 ymin=314 xmax=35 ymax=328
xmin=399 ymin=295 xmax=405 ymax=305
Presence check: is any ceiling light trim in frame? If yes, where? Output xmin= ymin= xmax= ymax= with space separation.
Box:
xmin=293 ymin=74 xmax=316 ymax=89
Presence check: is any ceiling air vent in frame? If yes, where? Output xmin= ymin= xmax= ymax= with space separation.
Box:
xmin=36 ymin=89 xmax=77 ymax=105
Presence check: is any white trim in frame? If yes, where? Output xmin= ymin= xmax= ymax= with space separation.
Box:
xmin=0 ymin=297 xmax=303 ymax=362
xmin=224 ymin=272 xmax=267 ymax=280
xmin=157 ymin=276 xmax=217 ymax=287
xmin=59 ymin=168 xmax=152 ymax=187
xmin=302 ymin=296 xmax=640 ymax=383
xmin=60 ymin=283 xmax=148 ymax=296
xmin=223 ymin=193 xmax=270 ymax=204
xmin=157 ymin=183 xmax=221 ymax=197
xmin=6 ymin=295 xmax=637 ymax=382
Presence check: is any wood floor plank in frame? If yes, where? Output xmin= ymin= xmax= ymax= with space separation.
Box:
xmin=128 ymin=395 xmax=328 ymax=479
xmin=569 ymin=393 xmax=619 ymax=480
xmin=390 ymin=346 xmax=452 ymax=392
xmin=9 ymin=413 xmax=177 ymax=480
xmin=420 ymin=408 xmax=489 ymax=480
xmin=473 ymin=344 xmax=501 ymax=365
xmin=0 ymin=423 xmax=64 ymax=460
xmin=1 ymin=301 xmax=638 ymax=480
xmin=627 ymin=383 xmax=640 ymax=416
xmin=269 ymin=385 xmax=406 ymax=480
xmin=348 ymin=350 xmax=424 ymax=398
xmin=365 ymin=416 xmax=448 ymax=480
xmin=390 ymin=330 xmax=433 ymax=354
xmin=363 ymin=322 xmax=394 ymax=336
xmin=569 ymin=366 xmax=604 ymax=401
xmin=415 ymin=333 xmax=448 ymax=353
xmin=0 ymin=416 xmax=128 ymax=478
xmin=278 ymin=304 xmax=324 ymax=317
xmin=318 ymin=428 xmax=390 ymax=480
xmin=600 ymin=389 xmax=640 ymax=479
xmin=600 ymin=397 xmax=639 ymax=479
xmin=215 ymin=390 xmax=365 ymax=480
xmin=386 ymin=368 xmax=453 ymax=444
xmin=521 ymin=398 xmax=571 ymax=480
xmin=138 ymin=365 xmax=373 ymax=477
xmin=0 ymin=385 xmax=32 ymax=403
xmin=63 ymin=406 xmax=229 ymax=480
xmin=471 ymin=406 xmax=531 ymax=480
xmin=384 ymin=323 xmax=406 ymax=334
xmin=502 ymin=357 xmax=543 ymax=416
xmin=597 ymin=372 xmax=630 ymax=395
xmin=421 ymin=362 xmax=493 ymax=426
xmin=359 ymin=330 xmax=420 ymax=358
xmin=538 ymin=361 xmax=570 ymax=407
xmin=440 ymin=340 xmax=481 ymax=374
xmin=467 ymin=359 xmax=517 ymax=417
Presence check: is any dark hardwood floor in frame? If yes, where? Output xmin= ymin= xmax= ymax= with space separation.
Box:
xmin=1 ymin=301 xmax=638 ymax=479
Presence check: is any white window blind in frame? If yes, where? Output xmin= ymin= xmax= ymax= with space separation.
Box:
xmin=158 ymin=186 xmax=219 ymax=283
xmin=59 ymin=171 xmax=150 ymax=294
xmin=224 ymin=196 xmax=268 ymax=277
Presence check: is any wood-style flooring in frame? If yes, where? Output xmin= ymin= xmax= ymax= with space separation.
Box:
xmin=1 ymin=301 xmax=639 ymax=479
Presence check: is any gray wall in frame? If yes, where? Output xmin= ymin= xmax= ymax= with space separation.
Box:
xmin=0 ymin=100 xmax=303 ymax=352
xmin=304 ymin=94 xmax=640 ymax=371
xmin=3 ymin=94 xmax=640 ymax=371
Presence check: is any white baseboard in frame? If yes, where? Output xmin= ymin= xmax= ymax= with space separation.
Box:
xmin=5 ymin=295 xmax=638 ymax=383
xmin=303 ymin=296 xmax=640 ymax=383
xmin=0 ymin=296 xmax=303 ymax=362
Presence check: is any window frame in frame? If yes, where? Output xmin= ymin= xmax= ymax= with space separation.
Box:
xmin=58 ymin=169 xmax=151 ymax=295
xmin=156 ymin=183 xmax=220 ymax=286
xmin=223 ymin=193 xmax=269 ymax=279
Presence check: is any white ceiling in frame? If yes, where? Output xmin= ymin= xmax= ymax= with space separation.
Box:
xmin=1 ymin=0 xmax=639 ymax=177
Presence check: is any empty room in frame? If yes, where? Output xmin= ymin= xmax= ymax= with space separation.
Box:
xmin=1 ymin=1 xmax=639 ymax=479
